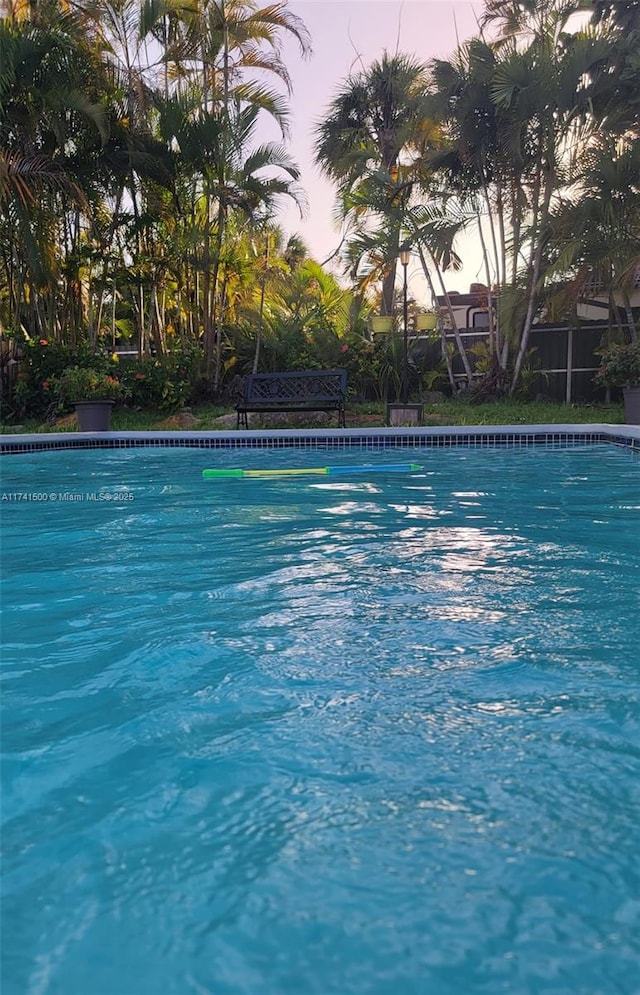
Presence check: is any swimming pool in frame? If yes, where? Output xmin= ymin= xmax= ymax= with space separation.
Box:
xmin=2 ymin=441 xmax=639 ymax=994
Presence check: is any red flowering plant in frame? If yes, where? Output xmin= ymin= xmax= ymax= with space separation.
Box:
xmin=53 ymin=366 xmax=129 ymax=405
xmin=119 ymin=347 xmax=200 ymax=411
xmin=12 ymin=338 xmax=90 ymax=419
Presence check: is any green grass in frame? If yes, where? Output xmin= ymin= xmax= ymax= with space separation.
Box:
xmin=417 ymin=399 xmax=625 ymax=426
xmin=0 ymin=399 xmax=625 ymax=434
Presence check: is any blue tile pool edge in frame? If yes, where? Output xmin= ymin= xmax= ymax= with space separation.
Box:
xmin=1 ymin=424 xmax=639 ymax=454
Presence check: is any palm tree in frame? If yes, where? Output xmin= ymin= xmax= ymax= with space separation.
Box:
xmin=419 ymin=0 xmax=613 ymax=393
xmin=154 ymin=1 xmax=310 ymax=381
xmin=273 ymin=257 xmax=351 ymax=336
xmin=549 ymin=139 xmax=640 ymax=339
xmin=212 ymin=112 xmax=304 ymax=387
xmin=0 ymin=3 xmax=112 ymax=338
xmin=283 ymin=233 xmax=309 ymax=272
xmin=0 ymin=0 xmax=178 ymax=348
xmin=314 ymin=52 xmax=431 ymax=316
xmin=162 ymin=95 xmax=303 ymax=383
xmin=427 ymin=37 xmax=520 ymax=371
xmin=159 ymin=0 xmax=311 ymax=124
xmin=484 ymin=2 xmax=613 ymax=390
xmin=588 ymin=0 xmax=640 ymax=140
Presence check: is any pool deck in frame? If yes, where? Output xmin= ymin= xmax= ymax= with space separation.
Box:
xmin=1 ymin=423 xmax=639 ymax=454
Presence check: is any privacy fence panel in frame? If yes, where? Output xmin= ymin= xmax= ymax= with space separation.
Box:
xmin=440 ymin=321 xmax=623 ymax=402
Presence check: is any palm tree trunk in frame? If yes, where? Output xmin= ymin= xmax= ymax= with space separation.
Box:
xmin=481 ymin=177 xmax=501 ymax=291
xmin=206 ymin=198 xmax=225 ymax=383
xmin=150 ymin=283 xmax=165 ymax=355
xmin=111 ymin=279 xmax=117 ymax=348
xmin=253 ymin=234 xmax=270 ymax=373
xmin=511 ymin=153 xmax=554 ymax=393
xmin=414 ymin=243 xmax=455 ymax=390
xmin=382 ymin=222 xmax=400 ymax=316
xmin=509 ymin=173 xmax=522 ymax=288
xmin=137 ymin=282 xmax=146 ymax=356
xmin=476 ymin=209 xmax=497 ymax=363
xmin=495 ymin=180 xmax=507 ymax=289
xmin=416 ymin=243 xmax=473 ymax=383
xmin=214 ymin=256 xmax=229 ymax=392
xmin=622 ymin=292 xmax=637 ymax=340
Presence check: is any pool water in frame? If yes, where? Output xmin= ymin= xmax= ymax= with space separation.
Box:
xmin=1 ymin=444 xmax=639 ymax=994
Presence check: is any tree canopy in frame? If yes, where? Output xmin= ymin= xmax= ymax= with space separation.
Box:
xmin=1 ymin=0 xmax=638 ymax=412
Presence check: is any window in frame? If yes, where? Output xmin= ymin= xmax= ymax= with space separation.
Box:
xmin=472 ymin=310 xmax=490 ymax=329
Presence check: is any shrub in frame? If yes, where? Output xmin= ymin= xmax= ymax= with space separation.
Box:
xmin=595 ymin=339 xmax=640 ymax=388
xmin=11 ymin=338 xmax=111 ymax=419
xmin=118 ymin=346 xmax=201 ymax=411
xmin=53 ymin=366 xmax=129 ymax=405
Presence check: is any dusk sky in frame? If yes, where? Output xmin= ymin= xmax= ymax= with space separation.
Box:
xmin=268 ymin=1 xmax=485 ymax=302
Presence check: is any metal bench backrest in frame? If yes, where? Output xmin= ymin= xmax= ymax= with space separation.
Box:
xmin=243 ymin=369 xmax=347 ymax=404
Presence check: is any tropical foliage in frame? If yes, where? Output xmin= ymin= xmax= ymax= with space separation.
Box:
xmin=315 ymin=0 xmax=640 ymax=394
xmin=1 ymin=0 xmax=639 ymax=421
xmin=0 ymin=0 xmax=313 ymax=393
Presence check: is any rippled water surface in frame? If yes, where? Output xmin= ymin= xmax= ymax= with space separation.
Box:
xmin=2 ymin=444 xmax=640 ymax=995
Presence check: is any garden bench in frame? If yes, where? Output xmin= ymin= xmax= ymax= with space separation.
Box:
xmin=236 ymin=369 xmax=348 ymax=429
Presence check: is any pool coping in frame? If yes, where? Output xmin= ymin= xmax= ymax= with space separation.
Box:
xmin=1 ymin=423 xmax=639 ymax=454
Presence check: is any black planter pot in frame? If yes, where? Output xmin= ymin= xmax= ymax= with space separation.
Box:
xmin=73 ymin=400 xmax=115 ymax=432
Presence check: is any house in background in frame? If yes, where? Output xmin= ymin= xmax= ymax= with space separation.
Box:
xmin=436 ymin=284 xmax=492 ymax=334
xmin=576 ymin=265 xmax=640 ymax=322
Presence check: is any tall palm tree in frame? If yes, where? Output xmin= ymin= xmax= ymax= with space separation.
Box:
xmin=485 ymin=4 xmax=612 ymax=390
xmin=427 ymin=37 xmax=522 ymax=369
xmin=0 ymin=3 xmax=111 ymax=337
xmin=425 ymin=0 xmax=610 ymax=392
xmin=154 ymin=1 xmax=310 ymax=379
xmin=162 ymin=95 xmax=303 ymax=383
xmin=314 ymin=52 xmax=432 ymax=316
xmin=0 ymin=0 xmax=177 ymax=346
xmin=418 ymin=0 xmax=625 ymax=394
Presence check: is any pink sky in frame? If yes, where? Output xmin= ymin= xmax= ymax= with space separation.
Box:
xmin=269 ymin=1 xmax=486 ymax=301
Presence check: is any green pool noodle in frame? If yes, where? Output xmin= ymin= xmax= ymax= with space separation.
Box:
xmin=202 ymin=468 xmax=246 ymax=478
